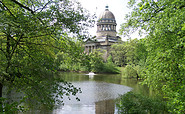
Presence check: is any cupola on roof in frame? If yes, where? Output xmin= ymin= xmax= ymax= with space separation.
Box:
xmin=96 ymin=6 xmax=117 ymax=38
xmin=98 ymin=6 xmax=115 ymax=20
xmin=84 ymin=5 xmax=120 ymax=61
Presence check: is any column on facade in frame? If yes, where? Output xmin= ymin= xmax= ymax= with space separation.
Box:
xmin=113 ymin=25 xmax=115 ymax=31
xmin=87 ymin=46 xmax=89 ymax=54
xmin=92 ymin=46 xmax=94 ymax=52
xmin=110 ymin=25 xmax=113 ymax=30
xmin=88 ymin=46 xmax=91 ymax=53
xmin=97 ymin=25 xmax=101 ymax=31
xmin=91 ymin=46 xmax=93 ymax=53
xmin=85 ymin=46 xmax=87 ymax=53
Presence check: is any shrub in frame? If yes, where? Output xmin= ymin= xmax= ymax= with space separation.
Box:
xmin=116 ymin=91 xmax=168 ymax=114
xmin=101 ymin=62 xmax=120 ymax=74
xmin=122 ymin=65 xmax=138 ymax=78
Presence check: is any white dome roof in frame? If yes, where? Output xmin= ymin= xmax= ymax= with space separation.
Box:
xmin=98 ymin=9 xmax=115 ymax=20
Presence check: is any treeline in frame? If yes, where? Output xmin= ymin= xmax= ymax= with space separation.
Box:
xmin=55 ymin=39 xmax=119 ymax=74
xmin=110 ymin=38 xmax=147 ymax=78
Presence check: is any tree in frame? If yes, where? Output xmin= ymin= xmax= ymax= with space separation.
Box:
xmin=116 ymin=91 xmax=167 ymax=114
xmin=0 ymin=0 xmax=92 ymax=112
xmin=110 ymin=42 xmax=127 ymax=66
xmin=120 ymin=0 xmax=185 ymax=113
xmin=55 ymin=37 xmax=86 ymax=71
xmin=89 ymin=50 xmax=104 ymax=72
xmin=124 ymin=38 xmax=141 ymax=65
xmin=110 ymin=38 xmax=147 ymax=66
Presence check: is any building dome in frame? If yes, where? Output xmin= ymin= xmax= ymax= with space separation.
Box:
xmin=96 ymin=6 xmax=117 ymax=38
xmin=98 ymin=9 xmax=115 ymax=20
xmin=84 ymin=6 xmax=120 ymax=61
xmin=98 ymin=6 xmax=116 ymax=21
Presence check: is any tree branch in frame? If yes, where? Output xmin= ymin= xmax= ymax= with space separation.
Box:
xmin=10 ymin=34 xmax=23 ymax=60
xmin=138 ymin=7 xmax=165 ymax=22
xmin=10 ymin=0 xmax=45 ymax=24
xmin=179 ymin=4 xmax=185 ymax=9
xmin=35 ymin=0 xmax=52 ymax=13
xmin=10 ymin=0 xmax=34 ymax=14
xmin=20 ymin=41 xmax=62 ymax=50
xmin=0 ymin=48 xmax=6 ymax=56
xmin=140 ymin=3 xmax=185 ymax=23
xmin=21 ymin=34 xmax=52 ymax=39
xmin=0 ymin=1 xmax=16 ymax=18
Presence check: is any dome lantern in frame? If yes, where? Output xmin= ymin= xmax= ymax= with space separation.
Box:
xmin=105 ymin=5 xmax=109 ymax=10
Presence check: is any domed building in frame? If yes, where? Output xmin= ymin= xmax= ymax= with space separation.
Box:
xmin=85 ymin=6 xmax=120 ymax=60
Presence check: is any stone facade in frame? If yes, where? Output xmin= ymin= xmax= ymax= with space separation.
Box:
xmin=85 ymin=6 xmax=120 ymax=60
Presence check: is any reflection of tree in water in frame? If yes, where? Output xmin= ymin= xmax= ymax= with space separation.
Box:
xmin=95 ymin=99 xmax=115 ymax=114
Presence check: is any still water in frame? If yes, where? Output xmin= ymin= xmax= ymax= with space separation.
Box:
xmin=17 ymin=72 xmax=149 ymax=114
xmin=51 ymin=72 xmax=149 ymax=114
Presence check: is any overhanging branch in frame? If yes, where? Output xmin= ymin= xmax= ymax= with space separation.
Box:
xmin=10 ymin=0 xmax=44 ymax=24
xmin=0 ymin=1 xmax=16 ymax=18
xmin=10 ymin=0 xmax=34 ymax=14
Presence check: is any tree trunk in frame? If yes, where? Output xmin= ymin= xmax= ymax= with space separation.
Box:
xmin=0 ymin=83 xmax=3 ymax=112
xmin=0 ymin=83 xmax=2 ymax=97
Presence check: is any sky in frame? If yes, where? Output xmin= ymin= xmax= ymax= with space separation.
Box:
xmin=77 ymin=0 xmax=138 ymax=41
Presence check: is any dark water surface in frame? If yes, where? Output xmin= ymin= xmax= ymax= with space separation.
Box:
xmin=18 ymin=72 xmax=149 ymax=114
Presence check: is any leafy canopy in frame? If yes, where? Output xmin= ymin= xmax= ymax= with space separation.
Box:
xmin=120 ymin=0 xmax=185 ymax=113
xmin=0 ymin=0 xmax=93 ymax=112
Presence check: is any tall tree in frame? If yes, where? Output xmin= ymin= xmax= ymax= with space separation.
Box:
xmin=120 ymin=0 xmax=185 ymax=113
xmin=110 ymin=38 xmax=147 ymax=66
xmin=0 ymin=0 xmax=92 ymax=112
xmin=110 ymin=42 xmax=127 ymax=66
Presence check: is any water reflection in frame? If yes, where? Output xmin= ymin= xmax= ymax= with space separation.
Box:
xmin=53 ymin=100 xmax=115 ymax=114
xmin=54 ymin=81 xmax=132 ymax=114
xmin=62 ymin=81 xmax=132 ymax=104
xmin=95 ymin=99 xmax=115 ymax=114
xmin=55 ymin=72 xmax=149 ymax=114
xmin=16 ymin=72 xmax=149 ymax=114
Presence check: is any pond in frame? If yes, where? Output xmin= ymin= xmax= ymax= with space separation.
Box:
xmin=52 ymin=72 xmax=149 ymax=114
xmin=17 ymin=72 xmax=150 ymax=114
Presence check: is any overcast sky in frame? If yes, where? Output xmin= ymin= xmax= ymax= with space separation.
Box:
xmin=77 ymin=0 xmax=136 ymax=41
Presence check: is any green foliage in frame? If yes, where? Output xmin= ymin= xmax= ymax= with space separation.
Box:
xmin=56 ymin=48 xmax=120 ymax=73
xmin=121 ymin=0 xmax=185 ymax=113
xmin=110 ymin=38 xmax=147 ymax=67
xmin=110 ymin=42 xmax=126 ymax=66
xmin=0 ymin=0 xmax=92 ymax=112
xmin=100 ymin=55 xmax=120 ymax=74
xmin=89 ymin=50 xmax=104 ymax=72
xmin=122 ymin=65 xmax=138 ymax=79
xmin=0 ymin=98 xmax=26 ymax=113
xmin=116 ymin=91 xmax=168 ymax=114
xmin=55 ymin=38 xmax=91 ymax=72
xmin=110 ymin=38 xmax=147 ymax=79
xmin=124 ymin=39 xmax=139 ymax=65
